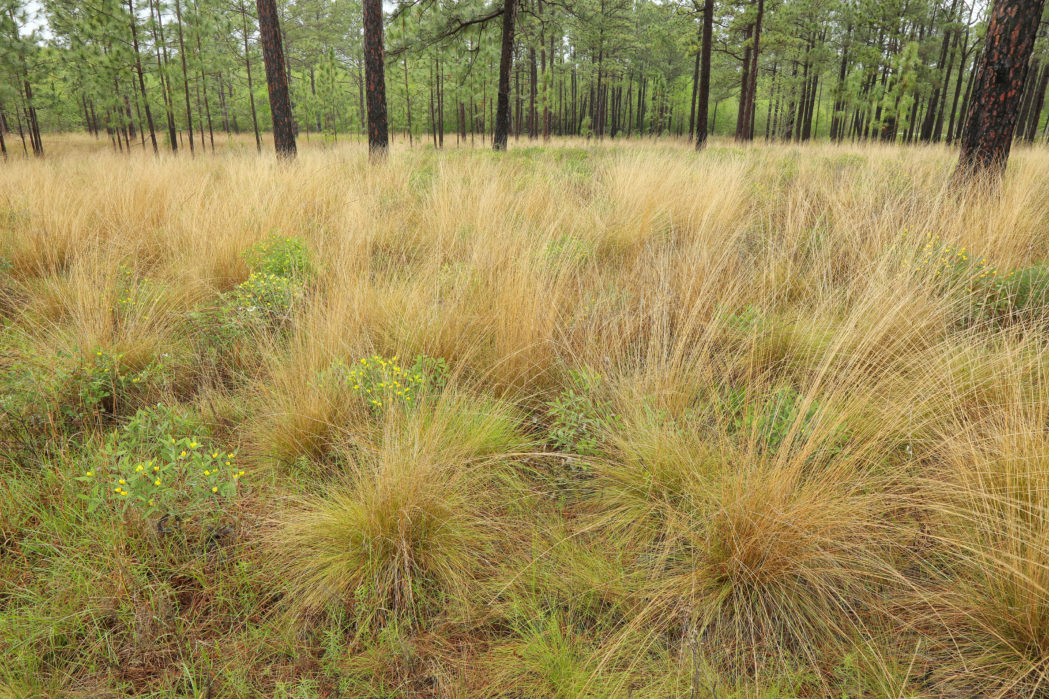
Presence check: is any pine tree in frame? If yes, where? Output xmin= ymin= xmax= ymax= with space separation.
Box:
xmin=255 ymin=0 xmax=295 ymax=156
xmin=363 ymin=0 xmax=388 ymax=156
xmin=957 ymin=0 xmax=1046 ymax=176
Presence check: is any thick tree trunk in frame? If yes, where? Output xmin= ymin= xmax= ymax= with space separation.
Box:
xmin=256 ymin=0 xmax=296 ymax=157
xmin=363 ymin=0 xmax=389 ymax=156
xmin=957 ymin=0 xmax=1045 ymax=176
xmin=494 ymin=0 xmax=516 ymax=150
xmin=695 ymin=0 xmax=713 ymax=149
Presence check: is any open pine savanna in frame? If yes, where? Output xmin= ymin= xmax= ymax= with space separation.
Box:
xmin=6 ymin=0 xmax=1049 ymax=692
xmin=0 ymin=135 xmax=1048 ymax=696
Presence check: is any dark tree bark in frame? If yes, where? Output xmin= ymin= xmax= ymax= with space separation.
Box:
xmin=494 ymin=0 xmax=517 ymax=150
xmin=256 ymin=0 xmax=296 ymax=157
xmin=695 ymin=0 xmax=713 ymax=149
xmin=363 ymin=0 xmax=389 ymax=156
xmin=957 ymin=0 xmax=1046 ymax=177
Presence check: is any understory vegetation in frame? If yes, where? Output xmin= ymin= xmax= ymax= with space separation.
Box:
xmin=3 ymin=136 xmax=1049 ymax=696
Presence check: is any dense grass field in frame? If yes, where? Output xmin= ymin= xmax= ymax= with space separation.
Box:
xmin=2 ymin=135 xmax=1049 ymax=697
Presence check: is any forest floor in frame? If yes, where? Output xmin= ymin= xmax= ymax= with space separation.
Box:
xmin=2 ymin=135 xmax=1049 ymax=697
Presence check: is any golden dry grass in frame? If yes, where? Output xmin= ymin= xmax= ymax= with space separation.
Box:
xmin=2 ymin=135 xmax=1049 ymax=696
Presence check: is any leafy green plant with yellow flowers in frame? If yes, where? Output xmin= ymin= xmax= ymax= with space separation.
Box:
xmin=77 ymin=405 xmax=244 ymax=519
xmin=320 ymin=354 xmax=449 ymax=413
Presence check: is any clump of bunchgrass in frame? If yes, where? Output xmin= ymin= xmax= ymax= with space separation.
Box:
xmin=273 ymin=391 xmax=530 ymax=631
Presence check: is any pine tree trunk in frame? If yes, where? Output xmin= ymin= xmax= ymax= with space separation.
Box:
xmin=363 ymin=0 xmax=389 ymax=156
xmin=695 ymin=0 xmax=713 ymax=149
xmin=256 ymin=0 xmax=296 ymax=157
xmin=494 ymin=0 xmax=517 ymax=151
xmin=957 ymin=0 xmax=1045 ymax=176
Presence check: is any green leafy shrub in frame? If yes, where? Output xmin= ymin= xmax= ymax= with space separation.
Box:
xmin=77 ymin=404 xmax=244 ymax=519
xmin=207 ymin=236 xmax=313 ymax=337
xmin=35 ymin=349 xmax=166 ymax=430
xmin=546 ymin=368 xmax=617 ymax=457
xmin=243 ymin=233 xmax=313 ymax=280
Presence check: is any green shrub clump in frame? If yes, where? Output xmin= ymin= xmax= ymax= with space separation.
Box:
xmin=211 ymin=234 xmax=313 ymax=334
xmin=546 ymin=368 xmax=617 ymax=458
xmin=243 ymin=233 xmax=314 ymax=281
xmin=77 ymin=404 xmax=243 ymax=520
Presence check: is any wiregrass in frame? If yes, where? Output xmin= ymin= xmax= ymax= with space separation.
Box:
xmin=2 ymin=136 xmax=1049 ymax=696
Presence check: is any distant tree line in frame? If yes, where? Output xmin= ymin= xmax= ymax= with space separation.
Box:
xmin=0 ymin=0 xmax=1046 ymax=173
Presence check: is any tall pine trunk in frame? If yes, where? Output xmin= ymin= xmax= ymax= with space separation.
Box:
xmin=695 ymin=0 xmax=713 ymax=149
xmin=494 ymin=0 xmax=517 ymax=150
xmin=363 ymin=0 xmax=389 ymax=156
xmin=256 ymin=0 xmax=296 ymax=157
xmin=957 ymin=0 xmax=1046 ymax=177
